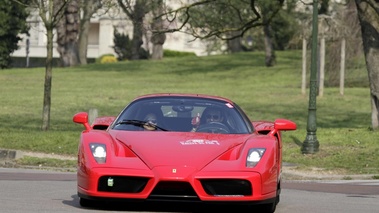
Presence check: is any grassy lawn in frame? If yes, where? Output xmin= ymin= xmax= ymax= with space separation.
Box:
xmin=1 ymin=51 xmax=378 ymax=175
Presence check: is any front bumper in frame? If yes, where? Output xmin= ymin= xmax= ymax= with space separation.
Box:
xmin=77 ymin=166 xmax=277 ymax=203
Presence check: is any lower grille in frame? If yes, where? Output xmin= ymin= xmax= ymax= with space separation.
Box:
xmin=98 ymin=176 xmax=149 ymax=193
xmin=201 ymin=179 xmax=252 ymax=196
xmin=149 ymin=181 xmax=199 ymax=201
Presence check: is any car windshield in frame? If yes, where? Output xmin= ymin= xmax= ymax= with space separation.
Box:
xmin=112 ymin=96 xmax=253 ymax=134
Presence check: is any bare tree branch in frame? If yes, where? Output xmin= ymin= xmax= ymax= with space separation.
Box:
xmin=117 ymin=0 xmax=134 ymax=18
xmin=151 ymin=0 xmax=284 ymax=40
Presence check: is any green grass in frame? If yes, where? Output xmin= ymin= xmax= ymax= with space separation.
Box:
xmin=1 ymin=51 xmax=378 ymax=174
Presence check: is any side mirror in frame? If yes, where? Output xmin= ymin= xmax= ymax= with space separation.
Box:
xmin=269 ymin=119 xmax=297 ymax=136
xmin=73 ymin=112 xmax=91 ymax=131
xmin=274 ymin=119 xmax=297 ymax=131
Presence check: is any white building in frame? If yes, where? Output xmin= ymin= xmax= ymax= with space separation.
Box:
xmin=11 ymin=4 xmax=208 ymax=63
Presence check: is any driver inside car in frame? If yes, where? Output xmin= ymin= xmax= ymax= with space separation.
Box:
xmin=143 ymin=113 xmax=158 ymax=131
xmin=204 ymin=109 xmax=223 ymax=124
xmin=191 ymin=108 xmax=227 ymax=132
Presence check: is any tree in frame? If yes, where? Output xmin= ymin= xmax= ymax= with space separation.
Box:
xmin=28 ymin=0 xmax=69 ymax=130
xmin=55 ymin=0 xmax=80 ymax=67
xmin=150 ymin=0 xmax=166 ymax=60
xmin=0 ymin=0 xmax=29 ymax=69
xmin=261 ymin=7 xmax=276 ymax=66
xmin=355 ymin=0 xmax=379 ymax=130
xmin=270 ymin=0 xmax=299 ymax=51
xmin=117 ymin=0 xmax=150 ymax=60
xmin=226 ymin=31 xmax=243 ymax=53
xmin=56 ymin=0 xmax=106 ymax=65
xmin=78 ymin=0 xmax=103 ymax=65
xmin=156 ymin=0 xmax=284 ymax=66
xmin=160 ymin=0 xmax=283 ymax=38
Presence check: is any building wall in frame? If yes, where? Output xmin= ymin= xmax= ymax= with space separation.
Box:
xmin=11 ymin=6 xmax=208 ymax=60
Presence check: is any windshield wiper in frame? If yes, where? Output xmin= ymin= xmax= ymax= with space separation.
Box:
xmin=115 ymin=119 xmax=168 ymax=131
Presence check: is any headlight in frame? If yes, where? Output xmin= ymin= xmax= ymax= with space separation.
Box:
xmin=90 ymin=143 xmax=106 ymax=164
xmin=246 ymin=148 xmax=266 ymax=168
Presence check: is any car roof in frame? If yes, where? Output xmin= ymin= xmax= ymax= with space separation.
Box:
xmin=132 ymin=93 xmax=234 ymax=103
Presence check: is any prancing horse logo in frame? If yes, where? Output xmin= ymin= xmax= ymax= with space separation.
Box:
xmin=172 ymin=168 xmax=177 ymax=173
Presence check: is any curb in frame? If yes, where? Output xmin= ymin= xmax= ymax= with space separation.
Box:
xmin=282 ymin=166 xmax=378 ymax=180
xmin=0 ymin=149 xmax=23 ymax=161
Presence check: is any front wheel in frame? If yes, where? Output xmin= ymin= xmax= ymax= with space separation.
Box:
xmin=259 ymin=197 xmax=278 ymax=213
xmin=258 ymin=186 xmax=280 ymax=213
xmin=79 ymin=197 xmax=94 ymax=208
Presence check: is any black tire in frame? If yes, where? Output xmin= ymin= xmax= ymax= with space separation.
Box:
xmin=259 ymin=201 xmax=277 ymax=213
xmin=79 ymin=197 xmax=94 ymax=208
xmin=258 ymin=186 xmax=280 ymax=213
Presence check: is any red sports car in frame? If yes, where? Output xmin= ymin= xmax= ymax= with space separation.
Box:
xmin=73 ymin=93 xmax=296 ymax=212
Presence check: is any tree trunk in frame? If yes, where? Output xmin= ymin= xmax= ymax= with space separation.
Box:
xmin=227 ymin=31 xmax=243 ymax=53
xmin=56 ymin=0 xmax=80 ymax=67
xmin=78 ymin=10 xmax=90 ymax=65
xmin=31 ymin=0 xmax=66 ymax=130
xmin=131 ymin=0 xmax=146 ymax=60
xmin=355 ymin=0 xmax=379 ymax=129
xmin=150 ymin=0 xmax=166 ymax=60
xmin=263 ymin=23 xmax=276 ymax=67
xmin=340 ymin=38 xmax=346 ymax=96
xmin=319 ymin=36 xmax=325 ymax=97
xmin=42 ymin=27 xmax=54 ymax=131
xmin=79 ymin=0 xmax=102 ymax=65
xmin=151 ymin=44 xmax=162 ymax=59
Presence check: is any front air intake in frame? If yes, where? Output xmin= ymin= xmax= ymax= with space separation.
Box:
xmin=148 ymin=181 xmax=199 ymax=201
xmin=201 ymin=179 xmax=252 ymax=196
xmin=98 ymin=176 xmax=149 ymax=193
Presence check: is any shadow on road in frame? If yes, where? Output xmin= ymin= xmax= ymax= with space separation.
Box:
xmin=63 ymin=194 xmax=265 ymax=212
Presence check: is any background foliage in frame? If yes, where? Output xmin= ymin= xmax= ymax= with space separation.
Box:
xmin=113 ymin=30 xmax=149 ymax=60
xmin=0 ymin=0 xmax=29 ymax=69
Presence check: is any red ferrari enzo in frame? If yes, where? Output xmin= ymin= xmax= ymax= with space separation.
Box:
xmin=73 ymin=93 xmax=296 ymax=212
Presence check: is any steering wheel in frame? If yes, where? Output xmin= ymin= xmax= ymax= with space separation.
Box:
xmin=196 ymin=122 xmax=230 ymax=134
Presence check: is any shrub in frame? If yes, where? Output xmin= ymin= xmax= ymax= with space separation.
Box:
xmin=96 ymin=54 xmax=117 ymax=64
xmin=163 ymin=49 xmax=197 ymax=58
xmin=113 ymin=30 xmax=149 ymax=60
xmin=113 ymin=31 xmax=132 ymax=61
xmin=100 ymin=55 xmax=117 ymax=64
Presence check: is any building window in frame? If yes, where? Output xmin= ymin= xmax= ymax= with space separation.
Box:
xmin=28 ymin=21 xmax=40 ymax=45
xmin=88 ymin=23 xmax=100 ymax=45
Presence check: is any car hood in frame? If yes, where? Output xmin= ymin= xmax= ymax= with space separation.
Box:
xmin=113 ymin=131 xmax=252 ymax=170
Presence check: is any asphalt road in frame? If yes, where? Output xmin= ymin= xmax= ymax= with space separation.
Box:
xmin=0 ymin=168 xmax=378 ymax=213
